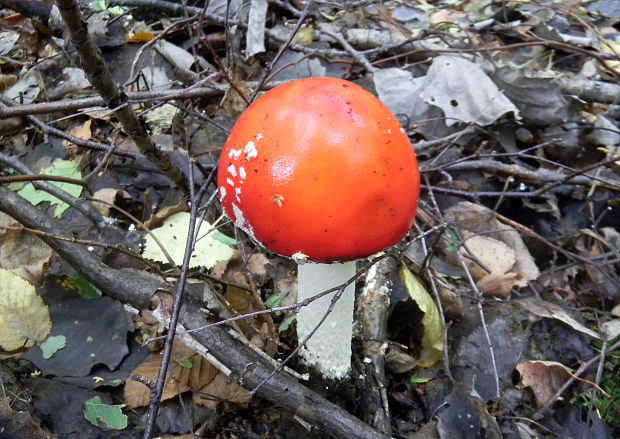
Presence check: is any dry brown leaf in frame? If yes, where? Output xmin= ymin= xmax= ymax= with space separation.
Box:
xmin=194 ymin=373 xmax=251 ymax=409
xmin=516 ymin=360 xmax=572 ymax=407
xmin=274 ymin=276 xmax=297 ymax=308
xmin=140 ymin=202 xmax=188 ymax=230
xmin=444 ymin=202 xmax=540 ymax=287
xmin=0 ymin=224 xmax=52 ymax=285
xmin=221 ymin=75 xmax=252 ymax=119
xmin=516 ymin=297 xmax=600 ymax=339
xmin=62 ymin=120 xmax=92 ymax=154
xmin=124 ymin=342 xmax=217 ymax=408
xmin=477 ymin=272 xmax=523 ymax=298
xmin=461 ymin=232 xmax=516 ymax=278
xmin=90 ymin=188 xmax=131 ymax=216
xmin=247 ymin=253 xmax=270 ymax=280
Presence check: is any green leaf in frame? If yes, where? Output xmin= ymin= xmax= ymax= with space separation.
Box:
xmin=265 ymin=294 xmax=281 ymax=309
xmin=211 ymin=230 xmax=237 ymax=246
xmin=442 ymin=228 xmax=460 ymax=253
xmin=399 ymin=265 xmax=444 ymax=368
xmin=88 ymin=0 xmax=108 ymax=11
xmin=410 ymin=373 xmax=431 ymax=384
xmin=61 ymin=276 xmax=101 ymax=299
xmin=177 ymin=358 xmax=193 ymax=369
xmin=278 ymin=315 xmax=296 ymax=332
xmin=16 ymin=159 xmax=83 ymax=217
xmin=40 ymin=335 xmax=66 ymax=359
xmin=83 ymin=396 xmax=127 ymax=430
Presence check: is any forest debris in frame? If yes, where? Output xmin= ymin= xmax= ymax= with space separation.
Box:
xmin=62 ymin=119 xmax=92 ymax=153
xmin=0 ymin=269 xmax=51 ymax=351
xmin=420 ymin=56 xmax=519 ymax=126
xmin=195 ymin=373 xmax=251 ymax=409
xmin=436 ymin=387 xmax=502 ymax=439
xmin=0 ymin=221 xmax=52 ymax=284
xmin=516 ymin=297 xmax=600 ymax=339
xmin=516 ymin=360 xmax=573 ymax=407
xmin=142 ymin=212 xmax=234 ymax=268
xmin=400 ymin=265 xmax=444 ymax=368
xmin=124 ymin=342 xmax=217 ymax=408
xmin=246 ymin=0 xmax=268 ymax=58
xmin=444 ymin=202 xmax=540 ymax=291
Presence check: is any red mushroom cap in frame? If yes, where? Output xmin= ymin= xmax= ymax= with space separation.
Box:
xmin=218 ymin=77 xmax=420 ymax=263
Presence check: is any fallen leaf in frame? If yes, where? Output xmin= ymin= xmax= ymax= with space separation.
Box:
xmin=477 ymin=272 xmax=523 ymax=298
xmin=0 ymin=222 xmax=52 ymax=284
xmin=90 ymin=188 xmax=131 ymax=217
xmin=461 ymin=232 xmax=516 ymax=278
xmin=142 ymin=212 xmax=234 ymax=268
xmin=62 ymin=120 xmax=92 ymax=154
xmin=16 ymin=158 xmax=83 ymax=218
xmin=400 ymin=265 xmax=444 ymax=368
xmin=0 ymin=268 xmax=51 ymax=351
xmin=444 ymin=202 xmax=540 ymax=287
xmin=83 ymin=396 xmax=128 ymax=429
xmin=124 ymin=342 xmax=217 ymax=408
xmin=195 ymin=373 xmax=251 ymax=409
xmin=516 ymin=360 xmax=573 ymax=407
xmin=516 ymin=297 xmax=600 ymax=339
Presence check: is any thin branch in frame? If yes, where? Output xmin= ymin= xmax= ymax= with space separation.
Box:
xmin=54 ymin=0 xmax=186 ymax=189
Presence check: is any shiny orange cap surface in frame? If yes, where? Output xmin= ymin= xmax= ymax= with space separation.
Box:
xmin=218 ymin=77 xmax=420 ymax=262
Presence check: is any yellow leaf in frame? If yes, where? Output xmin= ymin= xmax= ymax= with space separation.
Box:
xmin=399 ymin=265 xmax=444 ymax=368
xmin=0 ymin=269 xmax=51 ymax=350
xmin=142 ymin=212 xmax=234 ymax=268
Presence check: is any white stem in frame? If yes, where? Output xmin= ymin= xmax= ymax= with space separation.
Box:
xmin=296 ymin=261 xmax=356 ymax=379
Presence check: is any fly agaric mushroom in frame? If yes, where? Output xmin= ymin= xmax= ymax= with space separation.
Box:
xmin=218 ymin=77 xmax=419 ymax=378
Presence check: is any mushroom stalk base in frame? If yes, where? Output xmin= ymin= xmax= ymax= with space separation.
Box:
xmin=296 ymin=261 xmax=356 ymax=379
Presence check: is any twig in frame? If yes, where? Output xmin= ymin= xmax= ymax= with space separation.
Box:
xmin=319 ymin=27 xmax=377 ymax=73
xmin=0 ymin=152 xmax=103 ymax=225
xmin=55 ymin=0 xmax=186 ymax=189
xmin=248 ymin=1 xmax=314 ymax=102
xmin=143 ymin=161 xmax=213 ymax=439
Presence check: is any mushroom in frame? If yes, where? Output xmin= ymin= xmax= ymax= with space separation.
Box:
xmin=218 ymin=77 xmax=419 ymax=378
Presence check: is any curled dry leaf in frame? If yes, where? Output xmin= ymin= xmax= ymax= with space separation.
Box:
xmin=124 ymin=342 xmax=217 ymax=408
xmin=516 ymin=360 xmax=573 ymax=407
xmin=444 ymin=202 xmax=540 ymax=293
xmin=194 ymin=373 xmax=251 ymax=410
xmin=516 ymin=297 xmax=600 ymax=340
